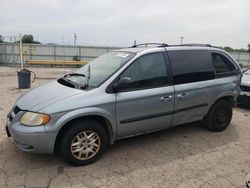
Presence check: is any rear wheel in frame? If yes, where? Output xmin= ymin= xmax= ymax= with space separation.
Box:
xmin=60 ymin=120 xmax=107 ymax=166
xmin=204 ymin=100 xmax=233 ymax=132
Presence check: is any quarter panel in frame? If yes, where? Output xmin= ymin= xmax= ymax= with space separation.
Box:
xmin=173 ymin=75 xmax=241 ymax=126
xmin=210 ymin=75 xmax=241 ymax=105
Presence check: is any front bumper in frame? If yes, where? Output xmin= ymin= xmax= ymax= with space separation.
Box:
xmin=6 ymin=116 xmax=57 ymax=154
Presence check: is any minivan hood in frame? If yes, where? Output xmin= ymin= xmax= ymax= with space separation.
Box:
xmin=16 ymin=81 xmax=83 ymax=111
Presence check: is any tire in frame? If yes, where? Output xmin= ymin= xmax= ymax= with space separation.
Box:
xmin=204 ymin=100 xmax=233 ymax=132
xmin=60 ymin=120 xmax=107 ymax=166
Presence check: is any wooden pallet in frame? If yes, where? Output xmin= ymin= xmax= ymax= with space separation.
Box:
xmin=28 ymin=60 xmax=88 ymax=65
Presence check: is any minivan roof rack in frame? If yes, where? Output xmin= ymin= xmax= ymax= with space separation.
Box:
xmin=131 ymin=43 xmax=168 ymax=48
xmin=177 ymin=43 xmax=213 ymax=47
xmin=130 ymin=43 xmax=217 ymax=48
xmin=169 ymin=43 xmax=214 ymax=47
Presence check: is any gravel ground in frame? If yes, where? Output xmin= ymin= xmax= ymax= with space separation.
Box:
xmin=0 ymin=67 xmax=250 ymax=188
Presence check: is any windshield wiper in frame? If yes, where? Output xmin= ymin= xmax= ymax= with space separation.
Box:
xmin=243 ymin=67 xmax=250 ymax=73
xmin=63 ymin=73 xmax=86 ymax=78
xmin=58 ymin=73 xmax=87 ymax=89
xmin=58 ymin=77 xmax=79 ymax=88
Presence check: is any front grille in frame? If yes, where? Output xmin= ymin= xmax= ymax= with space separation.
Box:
xmin=8 ymin=105 xmax=22 ymax=123
xmin=13 ymin=106 xmax=21 ymax=115
xmin=240 ymin=85 xmax=250 ymax=92
xmin=9 ymin=114 xmax=13 ymax=122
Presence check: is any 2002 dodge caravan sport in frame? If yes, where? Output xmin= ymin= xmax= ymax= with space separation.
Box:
xmin=6 ymin=43 xmax=242 ymax=166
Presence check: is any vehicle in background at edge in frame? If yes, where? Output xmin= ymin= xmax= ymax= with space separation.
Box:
xmin=246 ymin=172 xmax=250 ymax=188
xmin=237 ymin=67 xmax=250 ymax=106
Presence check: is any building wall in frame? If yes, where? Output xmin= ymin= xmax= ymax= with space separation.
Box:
xmin=0 ymin=43 xmax=250 ymax=66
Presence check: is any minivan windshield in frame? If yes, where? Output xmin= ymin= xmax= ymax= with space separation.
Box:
xmin=58 ymin=51 xmax=135 ymax=89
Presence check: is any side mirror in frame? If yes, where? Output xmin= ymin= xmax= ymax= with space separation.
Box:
xmin=239 ymin=63 xmax=243 ymax=69
xmin=112 ymin=77 xmax=131 ymax=92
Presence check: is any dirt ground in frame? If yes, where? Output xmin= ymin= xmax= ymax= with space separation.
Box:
xmin=0 ymin=67 xmax=250 ymax=188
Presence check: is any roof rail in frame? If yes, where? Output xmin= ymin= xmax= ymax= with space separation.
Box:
xmin=168 ymin=43 xmax=213 ymax=47
xmin=130 ymin=43 xmax=217 ymax=48
xmin=131 ymin=43 xmax=168 ymax=48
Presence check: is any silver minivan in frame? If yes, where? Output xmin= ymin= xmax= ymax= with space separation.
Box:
xmin=6 ymin=44 xmax=242 ymax=165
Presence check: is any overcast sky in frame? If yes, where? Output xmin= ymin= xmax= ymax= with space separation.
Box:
xmin=0 ymin=0 xmax=249 ymax=48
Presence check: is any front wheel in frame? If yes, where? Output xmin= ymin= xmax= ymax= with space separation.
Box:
xmin=204 ymin=100 xmax=233 ymax=132
xmin=60 ymin=120 xmax=107 ymax=166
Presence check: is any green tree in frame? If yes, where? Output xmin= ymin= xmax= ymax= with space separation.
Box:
xmin=223 ymin=46 xmax=234 ymax=52
xmin=21 ymin=34 xmax=41 ymax=44
xmin=248 ymin=44 xmax=250 ymax=53
xmin=235 ymin=48 xmax=247 ymax=53
xmin=0 ymin=35 xmax=3 ymax=43
xmin=22 ymin=35 xmax=33 ymax=43
xmin=223 ymin=46 xmax=249 ymax=53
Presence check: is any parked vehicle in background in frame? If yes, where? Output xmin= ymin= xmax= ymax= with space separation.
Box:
xmin=6 ymin=43 xmax=242 ymax=166
xmin=237 ymin=67 xmax=250 ymax=106
xmin=246 ymin=172 xmax=250 ymax=188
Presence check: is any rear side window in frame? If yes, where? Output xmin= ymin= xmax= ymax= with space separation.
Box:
xmin=119 ymin=52 xmax=168 ymax=90
xmin=211 ymin=53 xmax=236 ymax=74
xmin=168 ymin=50 xmax=214 ymax=85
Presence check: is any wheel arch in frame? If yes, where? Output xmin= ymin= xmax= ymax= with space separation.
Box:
xmin=214 ymin=95 xmax=235 ymax=107
xmin=54 ymin=114 xmax=115 ymax=153
xmin=205 ymin=94 xmax=234 ymax=119
xmin=203 ymin=95 xmax=234 ymax=131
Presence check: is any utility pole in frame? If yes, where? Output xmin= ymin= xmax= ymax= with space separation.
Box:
xmin=180 ymin=37 xmax=184 ymax=44
xmin=19 ymin=34 xmax=24 ymax=69
xmin=74 ymin=33 xmax=77 ymax=46
xmin=133 ymin=40 xmax=137 ymax=46
xmin=28 ymin=45 xmax=36 ymax=60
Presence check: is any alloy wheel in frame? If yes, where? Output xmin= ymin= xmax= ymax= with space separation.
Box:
xmin=70 ymin=131 xmax=100 ymax=160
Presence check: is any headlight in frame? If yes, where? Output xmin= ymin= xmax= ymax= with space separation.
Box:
xmin=20 ymin=112 xmax=50 ymax=126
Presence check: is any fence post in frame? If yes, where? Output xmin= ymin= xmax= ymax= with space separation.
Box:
xmin=79 ymin=46 xmax=81 ymax=60
xmin=249 ymin=53 xmax=250 ymax=66
xmin=53 ymin=45 xmax=56 ymax=60
xmin=237 ymin=52 xmax=240 ymax=64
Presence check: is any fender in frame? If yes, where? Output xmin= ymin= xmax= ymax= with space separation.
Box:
xmin=45 ymin=107 xmax=117 ymax=144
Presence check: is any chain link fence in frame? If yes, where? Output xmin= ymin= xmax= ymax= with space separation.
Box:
xmin=0 ymin=43 xmax=249 ymax=66
xmin=0 ymin=43 xmax=121 ymax=66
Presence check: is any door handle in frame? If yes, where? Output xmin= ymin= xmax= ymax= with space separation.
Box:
xmin=160 ymin=96 xmax=173 ymax=102
xmin=177 ymin=93 xmax=188 ymax=99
